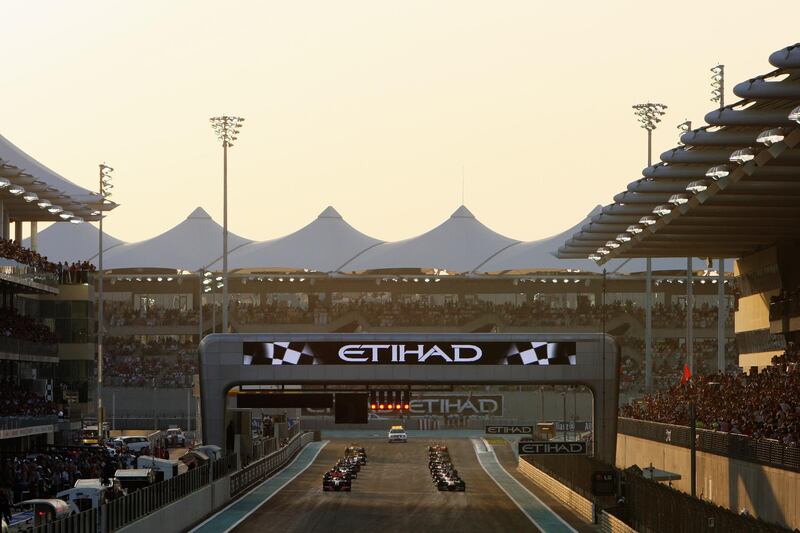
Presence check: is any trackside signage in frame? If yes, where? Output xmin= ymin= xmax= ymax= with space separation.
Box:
xmin=518 ymin=441 xmax=587 ymax=455
xmin=485 ymin=425 xmax=533 ymax=435
xmin=243 ymin=341 xmax=577 ymax=366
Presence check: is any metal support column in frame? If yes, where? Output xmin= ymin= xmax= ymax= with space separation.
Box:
xmin=645 ymin=257 xmax=653 ymax=391
xmin=717 ymin=258 xmax=726 ymax=372
xmin=687 ymin=257 xmax=694 ymax=375
xmin=14 ymin=220 xmax=22 ymax=244
xmin=30 ymin=221 xmax=38 ymax=251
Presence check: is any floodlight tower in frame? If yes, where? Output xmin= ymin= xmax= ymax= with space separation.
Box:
xmin=711 ymin=65 xmax=725 ymax=109
xmin=97 ymin=163 xmax=114 ymax=438
xmin=632 ymin=102 xmax=667 ymax=392
xmin=209 ymin=116 xmax=244 ymax=333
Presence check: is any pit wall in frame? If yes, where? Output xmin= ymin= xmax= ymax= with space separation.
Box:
xmin=119 ymin=476 xmax=230 ymax=533
xmin=517 ymin=458 xmax=595 ymax=523
xmin=616 ymin=433 xmax=800 ymax=530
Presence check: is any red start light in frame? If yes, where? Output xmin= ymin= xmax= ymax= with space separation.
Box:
xmin=379 ymin=404 xmax=385 ymax=409
xmin=387 ymin=403 xmax=394 ymax=409
xmin=404 ymin=404 xmax=410 ymax=409
xmin=370 ymin=403 xmax=377 ymax=409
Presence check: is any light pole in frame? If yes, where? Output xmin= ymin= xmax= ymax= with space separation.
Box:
xmin=711 ymin=65 xmax=725 ymax=109
xmin=209 ymin=116 xmax=245 ymax=333
xmin=632 ymin=102 xmax=667 ymax=393
xmin=97 ymin=163 xmax=114 ymax=439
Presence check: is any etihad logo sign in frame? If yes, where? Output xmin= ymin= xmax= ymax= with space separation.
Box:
xmin=518 ymin=441 xmax=587 ymax=455
xmin=338 ymin=344 xmax=482 ymax=363
xmin=486 ymin=425 xmax=533 ymax=435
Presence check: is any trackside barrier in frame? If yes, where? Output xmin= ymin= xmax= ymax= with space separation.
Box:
xmin=619 ymin=417 xmax=800 ymax=472
xmin=230 ymin=431 xmax=313 ymax=497
xmin=599 ymin=511 xmax=638 ymax=533
xmin=517 ymin=457 xmax=595 ymax=523
xmin=28 ymin=508 xmax=99 ymax=533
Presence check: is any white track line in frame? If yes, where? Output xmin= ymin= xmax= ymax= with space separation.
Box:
xmin=190 ymin=440 xmax=328 ymax=533
xmin=472 ymin=438 xmax=578 ymax=533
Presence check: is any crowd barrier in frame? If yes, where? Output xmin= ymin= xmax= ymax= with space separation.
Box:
xmin=618 ymin=417 xmax=800 ymax=472
xmin=598 ymin=510 xmax=637 ymax=533
xmin=517 ymin=457 xmax=595 ymax=523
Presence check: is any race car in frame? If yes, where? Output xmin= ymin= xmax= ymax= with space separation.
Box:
xmin=323 ymin=470 xmax=352 ymax=491
xmin=435 ymin=474 xmax=466 ymax=491
xmin=335 ymin=462 xmax=358 ymax=479
xmin=345 ymin=445 xmax=367 ymax=464
xmin=388 ymin=426 xmax=408 ymax=443
xmin=428 ymin=444 xmax=448 ymax=453
xmin=336 ymin=457 xmax=361 ymax=474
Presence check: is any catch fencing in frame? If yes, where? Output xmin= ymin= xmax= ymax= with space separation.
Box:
xmin=618 ymin=417 xmax=800 ymax=472
xmin=230 ymin=431 xmax=313 ymax=497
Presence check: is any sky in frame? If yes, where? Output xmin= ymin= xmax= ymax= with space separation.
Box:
xmin=2 ymin=1 xmax=798 ymax=244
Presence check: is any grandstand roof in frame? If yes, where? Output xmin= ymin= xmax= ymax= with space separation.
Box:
xmin=23 ymin=222 xmax=124 ymax=264
xmin=339 ymin=205 xmax=519 ymax=274
xmin=559 ymin=43 xmax=800 ymax=263
xmin=103 ymin=207 xmax=252 ymax=271
xmin=213 ymin=206 xmax=381 ymax=273
xmin=0 ymin=134 xmax=115 ymax=222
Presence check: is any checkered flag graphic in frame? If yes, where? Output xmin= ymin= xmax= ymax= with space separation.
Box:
xmin=245 ymin=342 xmax=316 ymax=365
xmin=505 ymin=342 xmax=576 ymax=365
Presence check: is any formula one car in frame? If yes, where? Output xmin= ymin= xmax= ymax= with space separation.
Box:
xmin=435 ymin=473 xmax=466 ymax=491
xmin=428 ymin=444 xmax=448 ymax=453
xmin=334 ymin=461 xmax=358 ymax=479
xmin=323 ymin=470 xmax=352 ymax=491
xmin=345 ymin=445 xmax=367 ymax=465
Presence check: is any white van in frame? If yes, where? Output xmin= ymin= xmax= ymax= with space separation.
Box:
xmin=112 ymin=436 xmax=151 ymax=453
xmin=56 ymin=479 xmax=122 ymax=513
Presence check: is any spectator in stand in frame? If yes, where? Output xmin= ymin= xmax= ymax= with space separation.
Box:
xmin=0 ymin=238 xmax=95 ymax=282
xmin=0 ymin=383 xmax=59 ymax=417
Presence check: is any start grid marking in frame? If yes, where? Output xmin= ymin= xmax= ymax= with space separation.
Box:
xmin=471 ymin=438 xmax=578 ymax=533
xmin=190 ymin=440 xmax=328 ymax=533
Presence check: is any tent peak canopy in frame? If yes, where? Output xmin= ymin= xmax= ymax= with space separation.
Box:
xmin=318 ymin=206 xmax=342 ymax=219
xmin=187 ymin=207 xmax=212 ymax=220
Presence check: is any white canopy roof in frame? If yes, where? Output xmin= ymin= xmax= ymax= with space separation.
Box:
xmin=340 ymin=206 xmax=519 ymax=273
xmin=103 ymin=207 xmax=252 ymax=271
xmin=0 ymin=135 xmax=107 ymax=211
xmin=479 ymin=205 xmax=732 ymax=274
xmin=216 ymin=206 xmax=381 ymax=272
xmin=22 ymin=222 xmax=124 ymax=264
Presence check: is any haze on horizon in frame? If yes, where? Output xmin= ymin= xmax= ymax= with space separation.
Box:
xmin=3 ymin=0 xmax=798 ymax=244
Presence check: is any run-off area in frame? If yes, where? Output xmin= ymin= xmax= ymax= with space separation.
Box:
xmin=232 ymin=438 xmax=582 ymax=533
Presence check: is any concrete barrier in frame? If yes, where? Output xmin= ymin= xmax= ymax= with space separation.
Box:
xmin=517 ymin=459 xmax=595 ymax=523
xmin=119 ymin=476 xmax=230 ymax=533
xmin=599 ymin=511 xmax=638 ymax=533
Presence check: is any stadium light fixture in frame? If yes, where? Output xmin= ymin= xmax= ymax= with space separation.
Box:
xmin=686 ymin=180 xmax=708 ymax=193
xmin=22 ymin=192 xmax=38 ymax=203
xmin=756 ymin=127 xmax=785 ymax=146
xmin=597 ymin=247 xmax=611 ymax=256
xmin=0 ymin=178 xmax=9 ymax=188
xmin=729 ymin=148 xmax=755 ymax=164
xmin=69 ymin=216 xmax=83 ymax=224
xmin=588 ymin=253 xmax=602 ymax=261
xmin=705 ymin=165 xmax=730 ymax=180
xmin=789 ymin=105 xmax=800 ymax=124
xmin=96 ymin=162 xmax=115 ymax=442
xmin=8 ymin=185 xmax=24 ymax=196
xmin=605 ymin=240 xmax=620 ymax=249
xmin=710 ymin=64 xmax=725 ymax=108
xmin=668 ymin=194 xmax=689 ymax=205
xmin=632 ymin=102 xmax=668 ymax=166
xmin=210 ymin=115 xmax=245 ymax=334
xmin=59 ymin=211 xmax=74 ymax=219
xmin=652 ymin=205 xmax=672 ymax=216
xmin=626 ymin=224 xmax=644 ymax=234
xmin=47 ymin=205 xmax=63 ymax=214
xmin=37 ymin=199 xmax=52 ymax=209
xmin=616 ymin=233 xmax=631 ymax=243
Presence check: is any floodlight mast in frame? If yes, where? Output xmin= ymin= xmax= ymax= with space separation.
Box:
xmin=711 ymin=64 xmax=724 ymax=109
xmin=632 ymin=102 xmax=668 ymax=166
xmin=209 ymin=116 xmax=244 ymax=333
xmin=97 ymin=163 xmax=114 ymax=439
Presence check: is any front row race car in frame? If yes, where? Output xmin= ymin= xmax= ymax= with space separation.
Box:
xmin=323 ymin=470 xmax=352 ymax=491
xmin=428 ymin=443 xmax=466 ymax=491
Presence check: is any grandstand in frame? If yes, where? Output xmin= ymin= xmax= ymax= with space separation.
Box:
xmin=557 ymin=43 xmax=800 ymax=529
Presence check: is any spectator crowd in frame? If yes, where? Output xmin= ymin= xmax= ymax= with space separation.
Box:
xmin=0 ymin=308 xmax=57 ymax=344
xmin=0 ymin=238 xmax=95 ymax=283
xmin=620 ymin=352 xmax=800 ymax=445
xmin=0 ymin=383 xmax=59 ymax=418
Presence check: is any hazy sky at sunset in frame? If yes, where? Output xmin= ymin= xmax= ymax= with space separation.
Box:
xmin=3 ymin=1 xmax=798 ymax=243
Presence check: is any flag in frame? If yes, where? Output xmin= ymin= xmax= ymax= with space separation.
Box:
xmin=681 ymin=364 xmax=692 ymax=385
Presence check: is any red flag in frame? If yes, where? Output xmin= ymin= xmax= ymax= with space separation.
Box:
xmin=681 ymin=364 xmax=692 ymax=385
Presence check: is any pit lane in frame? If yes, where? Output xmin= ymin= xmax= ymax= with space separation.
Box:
xmin=235 ymin=438 xmax=541 ymax=533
